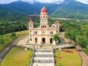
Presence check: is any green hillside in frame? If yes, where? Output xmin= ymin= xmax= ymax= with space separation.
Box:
xmin=0 ymin=5 xmax=25 ymax=21
xmin=51 ymin=0 xmax=88 ymax=19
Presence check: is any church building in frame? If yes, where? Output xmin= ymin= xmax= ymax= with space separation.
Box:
xmin=29 ymin=7 xmax=60 ymax=45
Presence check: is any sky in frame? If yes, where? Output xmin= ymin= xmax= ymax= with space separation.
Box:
xmin=0 ymin=0 xmax=88 ymax=4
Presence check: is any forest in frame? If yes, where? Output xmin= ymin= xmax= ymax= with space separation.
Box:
xmin=0 ymin=14 xmax=88 ymax=54
xmin=60 ymin=20 xmax=88 ymax=54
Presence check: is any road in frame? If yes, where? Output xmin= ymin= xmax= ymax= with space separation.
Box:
xmin=59 ymin=37 xmax=66 ymax=44
xmin=0 ymin=39 xmax=17 ymax=62
xmin=0 ymin=35 xmax=24 ymax=62
xmin=71 ymin=40 xmax=88 ymax=66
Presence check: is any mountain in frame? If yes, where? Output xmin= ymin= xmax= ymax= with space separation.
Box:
xmin=1 ymin=1 xmax=59 ymax=15
xmin=0 ymin=0 xmax=88 ymax=19
xmin=0 ymin=5 xmax=25 ymax=21
xmin=51 ymin=0 xmax=88 ymax=19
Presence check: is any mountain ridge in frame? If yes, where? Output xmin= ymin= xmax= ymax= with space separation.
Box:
xmin=0 ymin=0 xmax=88 ymax=19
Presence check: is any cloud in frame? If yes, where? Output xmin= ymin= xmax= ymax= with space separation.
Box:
xmin=35 ymin=0 xmax=64 ymax=3
xmin=0 ymin=0 xmax=88 ymax=4
xmin=0 ymin=0 xmax=17 ymax=4
xmin=76 ymin=0 xmax=88 ymax=4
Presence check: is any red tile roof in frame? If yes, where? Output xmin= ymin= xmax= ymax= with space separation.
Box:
xmin=55 ymin=20 xmax=60 ymax=24
xmin=29 ymin=20 xmax=33 ymax=24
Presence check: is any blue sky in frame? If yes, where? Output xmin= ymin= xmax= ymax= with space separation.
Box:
xmin=0 ymin=0 xmax=88 ymax=4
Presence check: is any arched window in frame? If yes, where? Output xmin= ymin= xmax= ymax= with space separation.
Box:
xmin=56 ymin=31 xmax=58 ymax=33
xmin=34 ymin=31 xmax=37 ymax=34
xmin=41 ymin=26 xmax=46 ymax=28
xmin=30 ymin=25 xmax=31 ymax=27
xmin=30 ymin=38 xmax=32 ymax=41
xmin=50 ymin=32 xmax=53 ymax=34
xmin=43 ymin=16 xmax=45 ymax=18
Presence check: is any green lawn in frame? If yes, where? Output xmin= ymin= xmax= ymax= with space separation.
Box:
xmin=0 ymin=30 xmax=28 ymax=52
xmin=54 ymin=49 xmax=82 ymax=66
xmin=1 ymin=47 xmax=32 ymax=66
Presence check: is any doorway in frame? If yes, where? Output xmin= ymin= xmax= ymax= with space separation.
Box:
xmin=42 ymin=38 xmax=45 ymax=44
xmin=35 ymin=38 xmax=37 ymax=43
xmin=50 ymin=38 xmax=53 ymax=44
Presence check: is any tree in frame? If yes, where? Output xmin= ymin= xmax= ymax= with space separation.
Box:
xmin=76 ymin=35 xmax=87 ymax=48
xmin=53 ymin=34 xmax=60 ymax=44
xmin=10 ymin=32 xmax=16 ymax=38
xmin=0 ymin=35 xmax=4 ymax=45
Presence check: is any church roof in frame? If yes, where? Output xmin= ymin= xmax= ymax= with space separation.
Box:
xmin=41 ymin=6 xmax=48 ymax=12
xmin=55 ymin=20 xmax=60 ymax=24
xmin=29 ymin=20 xmax=33 ymax=24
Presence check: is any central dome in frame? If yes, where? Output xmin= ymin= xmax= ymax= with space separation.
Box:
xmin=41 ymin=7 xmax=48 ymax=12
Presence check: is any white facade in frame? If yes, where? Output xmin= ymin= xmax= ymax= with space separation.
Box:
xmin=29 ymin=7 xmax=60 ymax=45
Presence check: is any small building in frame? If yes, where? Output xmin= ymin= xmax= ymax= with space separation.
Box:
xmin=29 ymin=7 xmax=60 ymax=45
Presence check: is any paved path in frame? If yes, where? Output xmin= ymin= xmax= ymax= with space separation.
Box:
xmin=71 ymin=40 xmax=88 ymax=66
xmin=0 ymin=39 xmax=16 ymax=62
xmin=0 ymin=36 xmax=23 ymax=62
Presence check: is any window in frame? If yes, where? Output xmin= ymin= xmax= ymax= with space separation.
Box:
xmin=30 ymin=30 xmax=31 ymax=32
xmin=30 ymin=38 xmax=32 ymax=41
xmin=30 ymin=25 xmax=31 ymax=27
xmin=34 ymin=31 xmax=37 ymax=34
xmin=43 ymin=16 xmax=45 ymax=18
xmin=50 ymin=32 xmax=53 ymax=34
xmin=41 ymin=26 xmax=46 ymax=28
xmin=57 ymin=26 xmax=58 ymax=27
xmin=41 ymin=16 xmax=42 ymax=18
xmin=42 ymin=31 xmax=45 ymax=34
xmin=56 ymin=31 xmax=58 ymax=33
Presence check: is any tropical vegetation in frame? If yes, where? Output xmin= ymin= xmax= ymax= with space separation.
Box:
xmin=60 ymin=20 xmax=88 ymax=54
xmin=0 ymin=30 xmax=28 ymax=52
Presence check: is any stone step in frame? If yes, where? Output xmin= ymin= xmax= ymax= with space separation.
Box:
xmin=35 ymin=49 xmax=53 ymax=52
xmin=34 ymin=52 xmax=53 ymax=55
xmin=34 ymin=57 xmax=54 ymax=60
xmin=32 ymin=63 xmax=54 ymax=66
xmin=33 ymin=60 xmax=54 ymax=63
xmin=34 ymin=54 xmax=53 ymax=57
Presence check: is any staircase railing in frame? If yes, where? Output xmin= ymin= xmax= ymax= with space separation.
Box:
xmin=30 ymin=45 xmax=35 ymax=66
xmin=52 ymin=45 xmax=55 ymax=66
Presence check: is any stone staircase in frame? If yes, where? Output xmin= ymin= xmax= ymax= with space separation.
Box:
xmin=31 ymin=48 xmax=55 ymax=66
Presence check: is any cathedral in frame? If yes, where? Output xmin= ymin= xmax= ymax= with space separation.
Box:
xmin=29 ymin=7 xmax=60 ymax=45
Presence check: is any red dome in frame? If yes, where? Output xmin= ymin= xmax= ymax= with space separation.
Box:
xmin=41 ymin=7 xmax=48 ymax=12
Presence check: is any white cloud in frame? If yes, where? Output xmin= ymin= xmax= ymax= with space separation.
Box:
xmin=0 ymin=0 xmax=17 ymax=4
xmin=35 ymin=0 xmax=63 ymax=3
xmin=76 ymin=0 xmax=88 ymax=4
xmin=0 ymin=0 xmax=88 ymax=4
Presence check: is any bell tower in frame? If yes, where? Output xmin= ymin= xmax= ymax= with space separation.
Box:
xmin=40 ymin=7 xmax=48 ymax=26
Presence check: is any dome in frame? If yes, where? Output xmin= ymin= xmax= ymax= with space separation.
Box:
xmin=41 ymin=7 xmax=48 ymax=12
